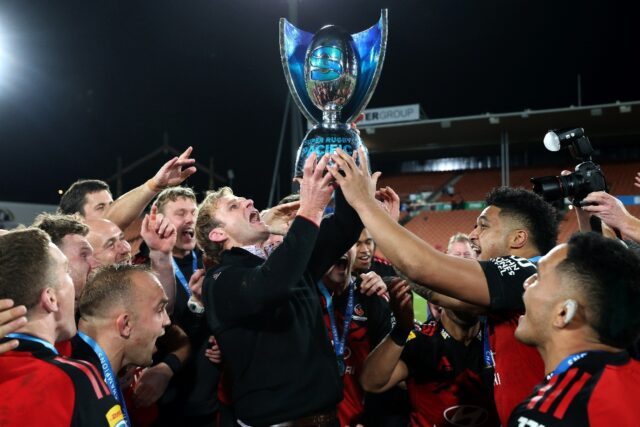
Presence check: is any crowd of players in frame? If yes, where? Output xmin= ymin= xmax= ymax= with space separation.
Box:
xmin=1 ymin=145 xmax=640 ymax=427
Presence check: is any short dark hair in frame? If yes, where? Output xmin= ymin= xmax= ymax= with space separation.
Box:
xmin=79 ymin=263 xmax=152 ymax=319
xmin=32 ymin=213 xmax=89 ymax=245
xmin=486 ymin=187 xmax=558 ymax=255
xmin=559 ymin=232 xmax=640 ymax=348
xmin=0 ymin=228 xmax=54 ymax=309
xmin=152 ymin=187 xmax=197 ymax=214
xmin=59 ymin=179 xmax=111 ymax=216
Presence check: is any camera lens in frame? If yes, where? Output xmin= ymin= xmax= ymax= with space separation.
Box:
xmin=531 ymin=176 xmax=565 ymax=201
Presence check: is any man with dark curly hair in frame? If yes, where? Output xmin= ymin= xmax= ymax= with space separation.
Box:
xmin=329 ymin=148 xmax=559 ymax=426
xmin=509 ymin=232 xmax=640 ymax=426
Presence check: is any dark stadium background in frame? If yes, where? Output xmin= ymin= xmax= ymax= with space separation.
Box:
xmin=0 ymin=0 xmax=639 ymax=208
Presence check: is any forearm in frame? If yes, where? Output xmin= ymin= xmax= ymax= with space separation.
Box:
xmin=355 ymin=200 xmax=490 ymax=306
xmin=360 ymin=336 xmax=407 ymax=393
xmin=309 ymin=189 xmax=363 ymax=279
xmin=418 ymin=286 xmax=487 ymax=315
xmin=619 ymin=213 xmax=640 ymax=242
xmin=105 ymin=182 xmax=157 ymax=231
xmin=149 ymin=250 xmax=176 ymax=314
xmin=212 ymin=217 xmax=320 ymax=320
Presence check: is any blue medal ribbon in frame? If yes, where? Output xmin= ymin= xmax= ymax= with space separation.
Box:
xmin=317 ymin=280 xmax=355 ymax=376
xmin=481 ymin=318 xmax=494 ymax=369
xmin=77 ymin=331 xmax=131 ymax=427
xmin=171 ymin=250 xmax=197 ymax=297
xmin=546 ymin=352 xmax=589 ymax=380
xmin=5 ymin=333 xmax=58 ymax=355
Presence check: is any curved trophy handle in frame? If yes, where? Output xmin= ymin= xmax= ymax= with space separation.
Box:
xmin=341 ymin=9 xmax=388 ymax=124
xmin=279 ymin=18 xmax=323 ymax=125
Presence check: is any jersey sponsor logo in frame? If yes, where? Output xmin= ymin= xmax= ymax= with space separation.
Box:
xmin=212 ymin=271 xmax=222 ymax=280
xmin=516 ymin=416 xmax=545 ymax=427
xmin=492 ymin=256 xmax=524 ymax=277
xmin=443 ymin=405 xmax=489 ymax=426
xmin=105 ymin=404 xmax=126 ymax=427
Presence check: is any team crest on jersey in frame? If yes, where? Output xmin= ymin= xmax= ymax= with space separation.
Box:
xmin=352 ymin=303 xmax=367 ymax=321
xmin=343 ymin=346 xmax=352 ymax=360
xmin=105 ymin=405 xmax=126 ymax=427
xmin=443 ymin=405 xmax=489 ymax=426
xmin=406 ymin=331 xmax=417 ymax=342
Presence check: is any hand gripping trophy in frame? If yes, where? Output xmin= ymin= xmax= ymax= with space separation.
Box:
xmin=279 ymin=10 xmax=388 ymax=177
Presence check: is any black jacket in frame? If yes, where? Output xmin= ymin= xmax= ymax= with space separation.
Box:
xmin=203 ymin=190 xmax=363 ymax=426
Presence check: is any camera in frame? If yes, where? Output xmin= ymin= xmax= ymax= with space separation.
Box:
xmin=530 ymin=128 xmax=608 ymax=205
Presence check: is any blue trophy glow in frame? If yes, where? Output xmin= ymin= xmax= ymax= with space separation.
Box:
xmin=279 ymin=10 xmax=388 ymax=177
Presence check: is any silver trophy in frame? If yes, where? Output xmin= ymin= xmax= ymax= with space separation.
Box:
xmin=280 ymin=10 xmax=388 ymax=177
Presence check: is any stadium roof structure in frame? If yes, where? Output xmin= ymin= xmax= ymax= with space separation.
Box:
xmin=363 ymin=100 xmax=640 ymax=155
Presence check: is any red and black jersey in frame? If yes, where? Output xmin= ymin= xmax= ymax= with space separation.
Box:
xmin=509 ymin=351 xmax=640 ymax=427
xmin=400 ymin=321 xmax=501 ymax=427
xmin=0 ymin=337 xmax=125 ymax=427
xmin=480 ymin=256 xmax=545 ymax=426
xmin=319 ymin=282 xmax=393 ymax=427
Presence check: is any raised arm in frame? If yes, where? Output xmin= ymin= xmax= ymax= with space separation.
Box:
xmin=140 ymin=206 xmax=177 ymax=314
xmin=209 ymin=154 xmax=334 ymax=321
xmin=360 ymin=279 xmax=412 ymax=393
xmin=106 ymin=147 xmax=196 ymax=231
xmin=329 ymin=148 xmax=491 ymax=307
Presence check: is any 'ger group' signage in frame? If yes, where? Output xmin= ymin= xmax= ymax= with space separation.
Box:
xmin=360 ymin=104 xmax=421 ymax=126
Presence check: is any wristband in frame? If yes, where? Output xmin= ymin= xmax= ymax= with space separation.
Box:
xmin=389 ymin=325 xmax=411 ymax=346
xmin=162 ymin=353 xmax=182 ymax=374
xmin=146 ymin=179 xmax=166 ymax=193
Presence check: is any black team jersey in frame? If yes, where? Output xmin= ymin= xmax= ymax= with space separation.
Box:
xmin=318 ymin=281 xmax=392 ymax=426
xmin=509 ymin=351 xmax=640 ymax=426
xmin=480 ymin=256 xmax=545 ymax=426
xmin=400 ymin=321 xmax=501 ymax=427
xmin=0 ymin=337 xmax=125 ymax=427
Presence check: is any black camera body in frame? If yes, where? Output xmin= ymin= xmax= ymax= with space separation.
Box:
xmin=530 ymin=128 xmax=608 ymax=205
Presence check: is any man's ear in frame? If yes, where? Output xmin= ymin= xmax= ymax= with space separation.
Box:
xmin=510 ymin=229 xmax=528 ymax=250
xmin=553 ymin=299 xmax=578 ymax=328
xmin=116 ymin=313 xmax=132 ymax=338
xmin=209 ymin=227 xmax=227 ymax=243
xmin=41 ymin=287 xmax=59 ymax=313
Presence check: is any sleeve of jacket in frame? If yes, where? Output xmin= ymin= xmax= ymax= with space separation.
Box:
xmin=308 ymin=188 xmax=364 ymax=281
xmin=207 ymin=216 xmax=321 ymax=323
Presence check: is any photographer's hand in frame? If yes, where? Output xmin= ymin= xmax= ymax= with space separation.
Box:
xmin=581 ymin=192 xmax=640 ymax=241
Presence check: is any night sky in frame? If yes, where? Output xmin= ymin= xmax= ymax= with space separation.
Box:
xmin=1 ymin=0 xmax=638 ymax=208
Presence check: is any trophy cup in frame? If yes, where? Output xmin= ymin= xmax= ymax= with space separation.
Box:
xmin=279 ymin=10 xmax=388 ymax=177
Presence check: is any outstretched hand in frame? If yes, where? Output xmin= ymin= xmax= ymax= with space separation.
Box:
xmin=149 ymin=147 xmax=197 ymax=192
xmin=376 ymin=186 xmax=401 ymax=222
xmin=387 ymin=278 xmax=414 ymax=332
xmin=581 ymin=191 xmax=633 ymax=231
xmin=328 ymin=146 xmax=381 ymax=210
xmin=297 ymin=153 xmax=334 ymax=225
xmin=141 ymin=205 xmax=177 ymax=254
xmin=0 ymin=299 xmax=27 ymax=355
xmin=261 ymin=200 xmax=301 ymax=235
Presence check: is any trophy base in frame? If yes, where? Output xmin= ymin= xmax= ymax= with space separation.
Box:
xmin=294 ymin=125 xmax=369 ymax=178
